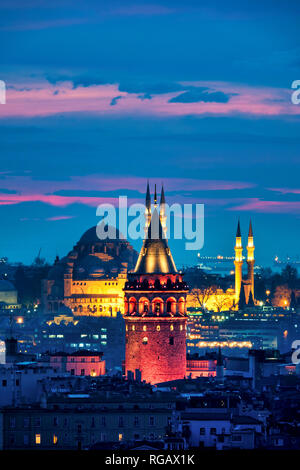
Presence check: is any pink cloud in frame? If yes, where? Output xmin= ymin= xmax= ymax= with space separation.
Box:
xmin=1 ymin=80 xmax=299 ymax=119
xmin=46 ymin=215 xmax=75 ymax=221
xmin=229 ymin=198 xmax=300 ymax=214
xmin=268 ymin=187 xmax=300 ymax=195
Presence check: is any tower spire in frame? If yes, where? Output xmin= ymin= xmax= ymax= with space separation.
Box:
xmin=154 ymin=184 xmax=157 ymax=207
xmin=146 ymin=180 xmax=151 ymax=211
xmin=159 ymin=184 xmax=167 ymax=235
xmin=145 ymin=181 xmax=151 ymax=231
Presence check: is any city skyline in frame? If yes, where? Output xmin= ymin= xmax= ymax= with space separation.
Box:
xmin=1 ymin=0 xmax=300 ymax=266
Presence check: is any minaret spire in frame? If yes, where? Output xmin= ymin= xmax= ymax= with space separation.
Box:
xmin=247 ymin=219 xmax=255 ymax=300
xmin=234 ymin=219 xmax=243 ymax=304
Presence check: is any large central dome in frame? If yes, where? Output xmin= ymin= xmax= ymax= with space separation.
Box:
xmin=79 ymin=225 xmax=123 ymax=245
xmin=47 ymin=225 xmax=138 ymax=282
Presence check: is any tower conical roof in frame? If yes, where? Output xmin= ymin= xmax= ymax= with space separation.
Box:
xmin=134 ymin=208 xmax=177 ymax=274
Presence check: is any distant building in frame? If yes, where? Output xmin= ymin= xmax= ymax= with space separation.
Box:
xmin=0 ymin=280 xmax=19 ymax=310
xmin=41 ymin=226 xmax=137 ymax=317
xmin=49 ymin=350 xmax=105 ymax=377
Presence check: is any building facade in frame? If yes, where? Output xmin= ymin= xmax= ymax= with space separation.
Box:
xmin=41 ymin=226 xmax=137 ymax=317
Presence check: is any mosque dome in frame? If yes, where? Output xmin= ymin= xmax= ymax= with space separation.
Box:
xmin=0 ymin=280 xmax=16 ymax=292
xmin=78 ymin=225 xmax=123 ymax=245
xmin=46 ymin=225 xmax=138 ymax=283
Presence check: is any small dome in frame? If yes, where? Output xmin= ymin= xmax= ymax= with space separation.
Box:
xmin=0 ymin=280 xmax=16 ymax=292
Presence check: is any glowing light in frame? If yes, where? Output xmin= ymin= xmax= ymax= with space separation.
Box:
xmin=35 ymin=434 xmax=41 ymax=445
xmin=53 ymin=435 xmax=58 ymax=444
xmin=16 ymin=317 xmax=23 ymax=324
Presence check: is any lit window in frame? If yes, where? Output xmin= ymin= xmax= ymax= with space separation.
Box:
xmin=142 ymin=337 xmax=148 ymax=345
xmin=132 ymin=325 xmax=135 ymax=331
xmin=53 ymin=435 xmax=58 ymax=445
xmin=35 ymin=434 xmax=41 ymax=445
xmin=118 ymin=433 xmax=123 ymax=441
xmin=156 ymin=325 xmax=160 ymax=331
xmin=143 ymin=325 xmax=147 ymax=331
xmin=170 ymin=324 xmax=174 ymax=331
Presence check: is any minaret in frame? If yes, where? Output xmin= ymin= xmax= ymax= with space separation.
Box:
xmin=145 ymin=181 xmax=151 ymax=233
xmin=247 ymin=219 xmax=255 ymax=299
xmin=234 ymin=220 xmax=243 ymax=303
xmin=159 ymin=185 xmax=167 ymax=236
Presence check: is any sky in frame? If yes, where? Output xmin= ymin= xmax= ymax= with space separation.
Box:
xmin=0 ymin=0 xmax=300 ymax=267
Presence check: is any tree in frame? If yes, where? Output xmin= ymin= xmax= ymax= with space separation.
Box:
xmin=281 ymin=264 xmax=298 ymax=289
xmin=190 ymin=286 xmax=216 ymax=309
xmin=290 ymin=290 xmax=297 ymax=309
xmin=211 ymin=294 xmax=234 ymax=312
xmin=272 ymin=284 xmax=291 ymax=308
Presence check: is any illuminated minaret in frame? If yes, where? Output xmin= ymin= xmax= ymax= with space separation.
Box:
xmin=145 ymin=181 xmax=151 ymax=234
xmin=159 ymin=185 xmax=167 ymax=236
xmin=247 ymin=219 xmax=255 ymax=299
xmin=234 ymin=220 xmax=243 ymax=303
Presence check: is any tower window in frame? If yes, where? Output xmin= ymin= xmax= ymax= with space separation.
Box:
xmin=169 ymin=337 xmax=174 ymax=345
xmin=132 ymin=325 xmax=135 ymax=331
xmin=170 ymin=324 xmax=174 ymax=331
xmin=156 ymin=325 xmax=160 ymax=331
xmin=143 ymin=325 xmax=147 ymax=331
xmin=142 ymin=337 xmax=148 ymax=345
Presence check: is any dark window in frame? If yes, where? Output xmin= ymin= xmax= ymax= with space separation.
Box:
xmin=71 ymin=369 xmax=75 ymax=375
xmin=169 ymin=337 xmax=174 ymax=345
xmin=149 ymin=416 xmax=154 ymax=426
xmin=200 ymin=428 xmax=205 ymax=435
xmin=2 ymin=379 xmax=7 ymax=387
xmin=81 ymin=369 xmax=85 ymax=376
xmin=210 ymin=428 xmax=216 ymax=435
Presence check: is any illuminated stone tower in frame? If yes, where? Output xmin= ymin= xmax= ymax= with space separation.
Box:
xmin=124 ymin=184 xmax=188 ymax=384
xmin=234 ymin=220 xmax=243 ymax=303
xmin=246 ymin=220 xmax=255 ymax=299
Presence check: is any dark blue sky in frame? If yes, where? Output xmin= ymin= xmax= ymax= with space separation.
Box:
xmin=0 ymin=0 xmax=300 ymax=267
